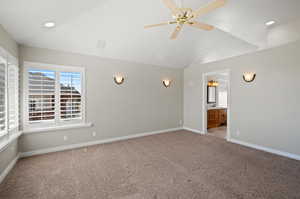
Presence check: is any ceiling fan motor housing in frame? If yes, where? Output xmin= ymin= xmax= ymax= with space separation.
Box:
xmin=173 ymin=8 xmax=194 ymax=24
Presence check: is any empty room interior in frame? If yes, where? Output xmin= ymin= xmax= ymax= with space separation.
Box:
xmin=1 ymin=0 xmax=300 ymax=198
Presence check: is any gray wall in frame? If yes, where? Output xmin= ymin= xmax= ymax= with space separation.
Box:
xmin=0 ymin=140 xmax=18 ymax=174
xmin=0 ymin=24 xmax=19 ymax=175
xmin=0 ymin=24 xmax=18 ymax=58
xmin=184 ymin=40 xmax=300 ymax=156
xmin=19 ymin=46 xmax=183 ymax=152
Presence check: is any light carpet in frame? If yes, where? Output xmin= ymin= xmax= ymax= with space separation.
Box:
xmin=1 ymin=130 xmax=300 ymax=199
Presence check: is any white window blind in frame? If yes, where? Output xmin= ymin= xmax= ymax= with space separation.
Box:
xmin=28 ymin=69 xmax=55 ymax=123
xmin=0 ymin=60 xmax=6 ymax=135
xmin=60 ymin=72 xmax=82 ymax=120
xmin=0 ymin=49 xmax=19 ymax=139
xmin=8 ymin=65 xmax=19 ymax=130
xmin=24 ymin=63 xmax=85 ymax=130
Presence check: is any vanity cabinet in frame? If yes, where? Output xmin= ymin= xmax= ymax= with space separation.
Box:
xmin=207 ymin=108 xmax=227 ymax=129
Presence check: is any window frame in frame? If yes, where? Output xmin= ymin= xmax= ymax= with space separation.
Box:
xmin=0 ymin=46 xmax=19 ymax=140
xmin=7 ymin=64 xmax=19 ymax=131
xmin=0 ymin=55 xmax=7 ymax=138
xmin=23 ymin=62 xmax=86 ymax=131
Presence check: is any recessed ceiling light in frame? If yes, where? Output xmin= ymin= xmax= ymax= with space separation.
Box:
xmin=265 ymin=20 xmax=275 ymax=26
xmin=43 ymin=21 xmax=56 ymax=28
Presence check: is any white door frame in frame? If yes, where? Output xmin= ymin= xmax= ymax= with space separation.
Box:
xmin=202 ymin=69 xmax=231 ymax=141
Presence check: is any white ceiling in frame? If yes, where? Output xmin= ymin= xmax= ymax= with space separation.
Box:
xmin=1 ymin=0 xmax=300 ymax=68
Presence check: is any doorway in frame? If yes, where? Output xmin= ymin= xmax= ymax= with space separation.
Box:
xmin=202 ymin=70 xmax=230 ymax=140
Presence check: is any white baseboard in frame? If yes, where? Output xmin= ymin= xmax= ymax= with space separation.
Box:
xmin=0 ymin=153 xmax=20 ymax=184
xmin=229 ymin=138 xmax=300 ymax=161
xmin=182 ymin=126 xmax=204 ymax=134
xmin=20 ymin=127 xmax=183 ymax=158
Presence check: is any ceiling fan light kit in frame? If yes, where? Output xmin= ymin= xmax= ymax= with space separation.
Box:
xmin=145 ymin=0 xmax=227 ymax=39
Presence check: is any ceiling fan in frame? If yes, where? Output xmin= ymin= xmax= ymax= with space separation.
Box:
xmin=144 ymin=0 xmax=227 ymax=39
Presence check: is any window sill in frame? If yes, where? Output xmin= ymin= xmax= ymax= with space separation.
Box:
xmin=23 ymin=122 xmax=93 ymax=134
xmin=0 ymin=131 xmax=23 ymax=153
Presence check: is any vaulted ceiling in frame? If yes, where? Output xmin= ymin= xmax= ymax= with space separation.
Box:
xmin=1 ymin=0 xmax=300 ymax=68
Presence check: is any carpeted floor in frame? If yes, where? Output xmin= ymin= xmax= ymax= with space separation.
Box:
xmin=1 ymin=130 xmax=300 ymax=199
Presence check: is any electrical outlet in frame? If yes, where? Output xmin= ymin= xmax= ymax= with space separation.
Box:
xmin=236 ymin=130 xmax=240 ymax=136
xmin=63 ymin=136 xmax=68 ymax=141
xmin=92 ymin=132 xmax=96 ymax=137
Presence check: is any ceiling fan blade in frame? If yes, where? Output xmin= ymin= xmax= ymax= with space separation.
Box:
xmin=193 ymin=0 xmax=227 ymax=18
xmin=162 ymin=0 xmax=179 ymax=14
xmin=188 ymin=21 xmax=214 ymax=31
xmin=144 ymin=22 xmax=169 ymax=29
xmin=170 ymin=25 xmax=182 ymax=40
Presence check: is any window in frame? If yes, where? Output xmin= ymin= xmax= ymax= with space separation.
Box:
xmin=28 ymin=69 xmax=55 ymax=123
xmin=0 ymin=49 xmax=19 ymax=138
xmin=24 ymin=62 xmax=85 ymax=130
xmin=0 ymin=57 xmax=6 ymax=136
xmin=218 ymin=91 xmax=227 ymax=108
xmin=60 ymin=72 xmax=82 ymax=120
xmin=8 ymin=65 xmax=19 ymax=130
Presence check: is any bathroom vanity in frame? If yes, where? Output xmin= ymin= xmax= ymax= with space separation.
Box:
xmin=207 ymin=108 xmax=227 ymax=129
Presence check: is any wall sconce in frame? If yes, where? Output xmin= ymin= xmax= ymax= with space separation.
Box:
xmin=114 ymin=75 xmax=124 ymax=85
xmin=207 ymin=80 xmax=219 ymax=87
xmin=243 ymin=72 xmax=256 ymax=83
xmin=163 ymin=79 xmax=171 ymax=88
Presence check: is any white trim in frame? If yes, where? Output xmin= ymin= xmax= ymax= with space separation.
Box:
xmin=20 ymin=127 xmax=183 ymax=158
xmin=23 ymin=122 xmax=93 ymax=134
xmin=228 ymin=138 xmax=300 ymax=161
xmin=182 ymin=126 xmax=204 ymax=134
xmin=202 ymin=72 xmax=208 ymax=134
xmin=202 ymin=69 xmax=231 ymax=141
xmin=0 ymin=153 xmax=20 ymax=184
xmin=23 ymin=61 xmax=86 ymax=130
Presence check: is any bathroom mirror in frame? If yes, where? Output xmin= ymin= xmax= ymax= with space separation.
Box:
xmin=207 ymin=86 xmax=216 ymax=104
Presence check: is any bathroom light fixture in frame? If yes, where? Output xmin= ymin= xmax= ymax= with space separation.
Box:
xmin=114 ymin=75 xmax=124 ymax=85
xmin=243 ymin=72 xmax=256 ymax=83
xmin=207 ymin=80 xmax=219 ymax=87
xmin=265 ymin=20 xmax=275 ymax=26
xmin=163 ymin=79 xmax=171 ymax=88
xmin=43 ymin=21 xmax=56 ymax=28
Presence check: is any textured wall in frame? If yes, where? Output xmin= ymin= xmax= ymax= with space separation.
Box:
xmin=19 ymin=45 xmax=183 ymax=152
xmin=184 ymin=41 xmax=300 ymax=156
